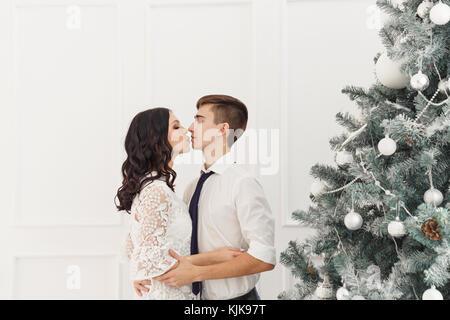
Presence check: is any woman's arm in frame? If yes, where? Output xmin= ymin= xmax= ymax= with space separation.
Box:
xmin=134 ymin=247 xmax=242 ymax=295
xmin=186 ymin=247 xmax=243 ymax=266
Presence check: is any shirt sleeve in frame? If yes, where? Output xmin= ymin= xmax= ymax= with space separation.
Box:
xmin=233 ymin=176 xmax=277 ymax=266
xmin=130 ymin=184 xmax=178 ymax=280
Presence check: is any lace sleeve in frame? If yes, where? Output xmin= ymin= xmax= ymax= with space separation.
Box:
xmin=131 ymin=183 xmax=178 ymax=280
xmin=120 ymin=232 xmax=134 ymax=263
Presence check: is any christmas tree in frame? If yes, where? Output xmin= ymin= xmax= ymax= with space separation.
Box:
xmin=279 ymin=0 xmax=449 ymax=300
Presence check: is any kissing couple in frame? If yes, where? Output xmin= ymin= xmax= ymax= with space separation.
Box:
xmin=116 ymin=94 xmax=276 ymax=300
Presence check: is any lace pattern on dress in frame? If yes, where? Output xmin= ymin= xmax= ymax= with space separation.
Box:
xmin=130 ymin=183 xmax=178 ymax=279
xmin=122 ymin=180 xmax=197 ymax=300
xmin=121 ymin=232 xmax=134 ymax=262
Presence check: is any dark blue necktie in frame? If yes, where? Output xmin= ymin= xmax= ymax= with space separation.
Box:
xmin=188 ymin=170 xmax=215 ymax=296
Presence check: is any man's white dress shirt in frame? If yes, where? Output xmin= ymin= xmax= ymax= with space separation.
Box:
xmin=183 ymin=144 xmax=276 ymax=300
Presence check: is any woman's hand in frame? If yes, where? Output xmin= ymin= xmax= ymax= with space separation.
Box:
xmin=133 ymin=261 xmax=179 ymax=296
xmin=213 ymin=246 xmax=244 ymax=264
xmin=133 ymin=279 xmax=151 ymax=297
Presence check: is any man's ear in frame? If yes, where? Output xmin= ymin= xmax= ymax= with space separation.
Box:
xmin=220 ymin=123 xmax=230 ymax=136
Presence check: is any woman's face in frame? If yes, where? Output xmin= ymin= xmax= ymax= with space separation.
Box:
xmin=168 ymin=111 xmax=191 ymax=157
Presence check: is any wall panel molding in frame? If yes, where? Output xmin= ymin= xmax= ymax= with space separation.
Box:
xmin=11 ymin=253 xmax=123 ymax=299
xmin=11 ymin=1 xmax=123 ymax=227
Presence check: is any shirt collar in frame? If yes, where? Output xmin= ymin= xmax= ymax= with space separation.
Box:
xmin=141 ymin=170 xmax=165 ymax=182
xmin=201 ymin=143 xmax=238 ymax=175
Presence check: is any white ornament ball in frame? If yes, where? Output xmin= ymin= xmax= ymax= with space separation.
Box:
xmin=336 ymin=287 xmax=350 ymax=300
xmin=422 ymin=285 xmax=444 ymax=300
xmin=417 ymin=1 xmax=434 ymax=19
xmin=352 ymin=295 xmax=366 ymax=300
xmin=378 ymin=135 xmax=397 ymax=156
xmin=423 ymin=188 xmax=444 ymax=206
xmin=438 ymin=78 xmax=450 ymax=93
xmin=410 ymin=71 xmax=430 ymax=91
xmin=375 ymin=53 xmax=409 ymax=89
xmin=315 ymin=279 xmax=334 ymax=300
xmin=430 ymin=1 xmax=450 ymax=25
xmin=310 ymin=180 xmax=327 ymax=197
xmin=344 ymin=210 xmax=363 ymax=231
xmin=388 ymin=217 xmax=406 ymax=238
xmin=336 ymin=151 xmax=353 ymax=166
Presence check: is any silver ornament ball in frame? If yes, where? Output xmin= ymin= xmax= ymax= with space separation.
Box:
xmin=423 ymin=188 xmax=444 ymax=206
xmin=378 ymin=135 xmax=397 ymax=156
xmin=430 ymin=1 xmax=450 ymax=25
xmin=336 ymin=286 xmax=350 ymax=300
xmin=410 ymin=71 xmax=430 ymax=91
xmin=344 ymin=210 xmax=363 ymax=231
xmin=422 ymin=285 xmax=443 ymax=300
xmin=375 ymin=53 xmax=408 ymax=89
xmin=310 ymin=179 xmax=327 ymax=197
xmin=315 ymin=278 xmax=334 ymax=300
xmin=417 ymin=1 xmax=434 ymax=19
xmin=336 ymin=151 xmax=353 ymax=166
xmin=387 ymin=217 xmax=406 ymax=238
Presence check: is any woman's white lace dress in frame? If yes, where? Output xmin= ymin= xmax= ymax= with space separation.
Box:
xmin=122 ymin=173 xmax=197 ymax=300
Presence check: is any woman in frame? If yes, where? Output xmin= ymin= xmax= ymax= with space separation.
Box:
xmin=115 ymin=107 xmax=242 ymax=300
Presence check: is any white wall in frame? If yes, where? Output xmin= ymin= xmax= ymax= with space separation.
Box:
xmin=0 ymin=0 xmax=382 ymax=299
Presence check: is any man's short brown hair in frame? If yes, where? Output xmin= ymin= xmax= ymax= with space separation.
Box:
xmin=196 ymin=94 xmax=248 ymax=144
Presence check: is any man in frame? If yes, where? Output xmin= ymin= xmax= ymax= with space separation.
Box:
xmin=136 ymin=94 xmax=276 ymax=300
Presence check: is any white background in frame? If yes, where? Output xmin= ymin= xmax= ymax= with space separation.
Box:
xmin=0 ymin=0 xmax=382 ymax=299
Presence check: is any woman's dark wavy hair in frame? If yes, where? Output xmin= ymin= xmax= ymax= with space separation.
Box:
xmin=115 ymin=107 xmax=176 ymax=213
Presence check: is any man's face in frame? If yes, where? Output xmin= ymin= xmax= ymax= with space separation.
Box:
xmin=188 ymin=104 xmax=223 ymax=151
